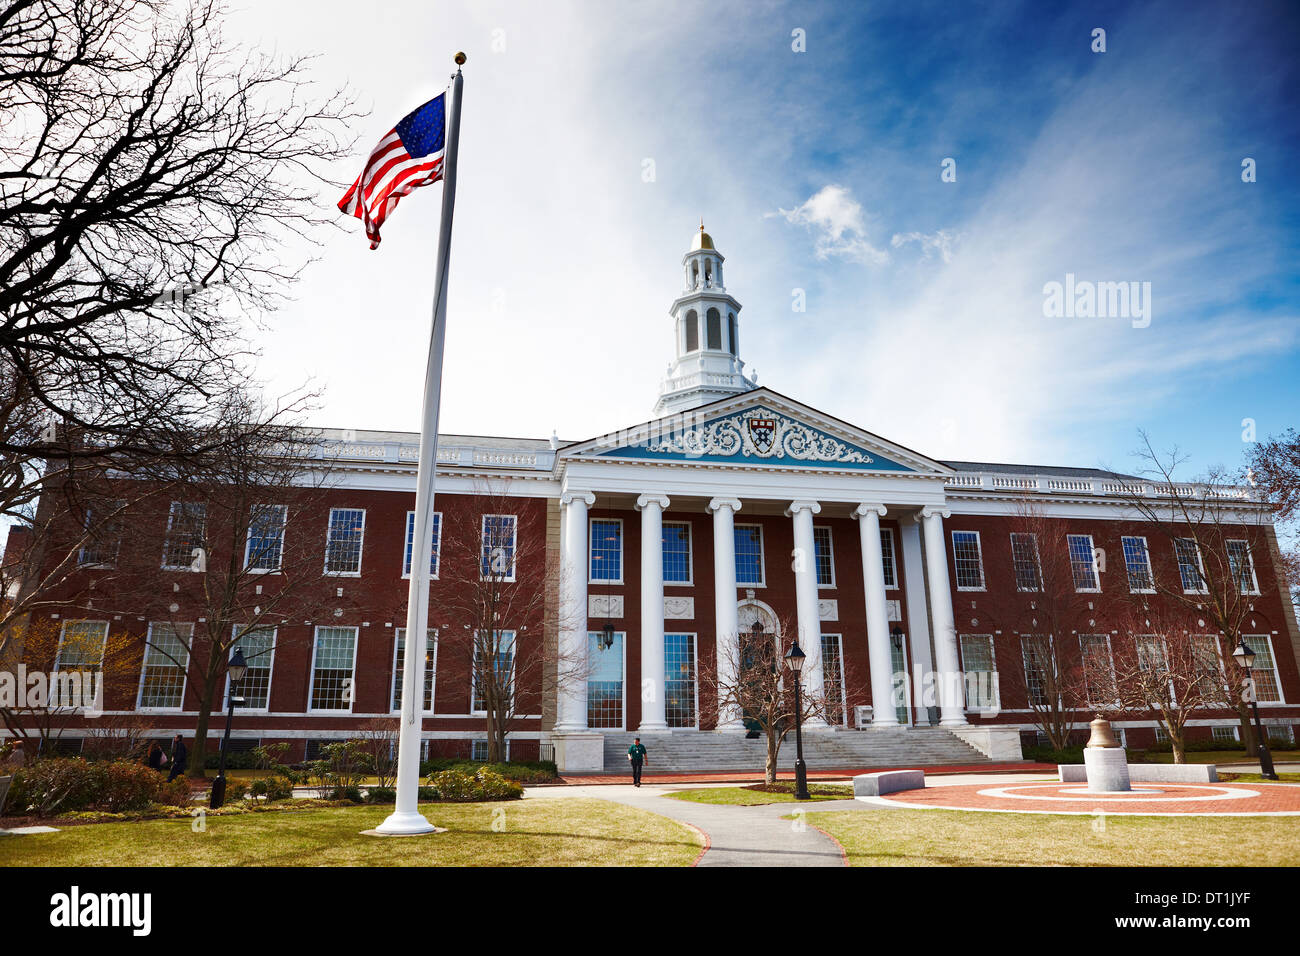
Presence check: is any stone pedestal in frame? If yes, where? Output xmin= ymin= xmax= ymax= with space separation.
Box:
xmin=1083 ymin=745 xmax=1131 ymax=792
xmin=551 ymin=734 xmax=604 ymax=773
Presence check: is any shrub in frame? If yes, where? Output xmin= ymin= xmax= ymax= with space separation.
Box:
xmin=6 ymin=759 xmax=191 ymax=816
xmin=248 ymin=777 xmax=293 ymax=802
xmin=1023 ymin=745 xmax=1087 ymax=765
xmin=418 ymin=758 xmax=557 ymax=783
xmin=427 ymin=768 xmax=523 ymax=803
xmin=364 ymin=786 xmax=396 ymax=805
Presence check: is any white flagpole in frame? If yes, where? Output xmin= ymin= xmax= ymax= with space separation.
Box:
xmin=375 ymin=53 xmax=466 ymax=835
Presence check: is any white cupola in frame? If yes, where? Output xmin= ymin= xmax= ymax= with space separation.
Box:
xmin=654 ymin=223 xmax=757 ymax=416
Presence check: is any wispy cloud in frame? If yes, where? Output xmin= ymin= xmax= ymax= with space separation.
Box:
xmin=773 ymin=185 xmax=890 ymax=264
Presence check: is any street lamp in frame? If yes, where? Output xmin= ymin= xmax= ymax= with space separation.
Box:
xmin=599 ymin=621 xmax=615 ymax=651
xmin=210 ymin=647 xmax=248 ymax=809
xmin=1231 ymin=637 xmax=1278 ymax=780
xmin=784 ymin=639 xmax=811 ymax=800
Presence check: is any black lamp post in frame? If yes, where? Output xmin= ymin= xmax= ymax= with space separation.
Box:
xmin=784 ymin=639 xmax=811 ymax=800
xmin=599 ymin=621 xmax=615 ymax=651
xmin=210 ymin=647 xmax=248 ymax=809
xmin=1231 ymin=637 xmax=1278 ymax=780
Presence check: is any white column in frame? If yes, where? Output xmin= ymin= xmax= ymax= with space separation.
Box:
xmin=854 ymin=503 xmax=897 ymax=727
xmin=708 ymin=497 xmax=744 ymax=730
xmin=787 ymin=499 xmax=827 ymax=729
xmin=898 ymin=519 xmax=936 ymax=725
xmin=555 ymin=491 xmax=595 ymax=732
xmin=636 ymin=493 xmax=670 ymax=732
xmin=919 ymin=506 xmax=967 ymax=726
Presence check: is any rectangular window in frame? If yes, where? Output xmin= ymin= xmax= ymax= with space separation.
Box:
xmin=1067 ymin=534 xmax=1100 ymax=591
xmin=821 ymin=633 xmax=845 ymax=725
xmin=960 ymin=634 xmax=998 ymax=711
xmin=734 ymin=524 xmax=765 ymax=586
xmin=54 ymin=620 xmax=109 ymax=676
xmin=880 ymin=528 xmax=898 ymax=589
xmin=1121 ymin=536 xmax=1155 ymax=592
xmin=245 ymin=504 xmax=287 ymax=572
xmin=1191 ymin=634 xmax=1223 ymax=683
xmin=391 ymin=628 xmax=437 ymax=712
xmin=77 ymin=501 xmax=123 ymax=568
xmin=469 ymin=739 xmax=508 ymax=762
xmin=1212 ymin=725 xmax=1239 ymax=742
xmin=1243 ymin=635 xmax=1282 ymax=703
xmin=589 ymin=518 xmax=623 ymax=583
xmin=1010 ymin=533 xmax=1041 ymax=591
xmin=951 ymin=531 xmax=985 ymax=590
xmin=324 ymin=507 xmax=366 ymax=575
xmin=228 ymin=629 xmax=275 ymax=710
xmin=161 ymin=502 xmax=206 ymax=571
xmin=309 ymin=626 xmax=357 ymax=712
xmin=890 ymin=634 xmax=910 ymax=724
xmin=813 ymin=526 xmax=835 ymax=587
xmin=1020 ymin=635 xmax=1053 ymax=708
xmin=1268 ymin=725 xmax=1295 ymax=746
xmin=402 ymin=511 xmax=442 ymax=577
xmin=664 ymin=632 xmax=697 ymax=728
xmin=1154 ymin=724 xmax=1170 ymax=743
xmin=472 ymin=630 xmax=516 ymax=713
xmin=1135 ymin=635 xmax=1170 ymax=696
xmin=662 ymin=522 xmax=692 ymax=584
xmin=481 ymin=514 xmax=517 ymax=580
xmin=1174 ymin=538 xmax=1206 ymax=593
xmin=1078 ymin=634 xmax=1115 ymax=707
xmin=1226 ymin=540 xmax=1259 ymax=595
xmin=585 ymin=630 xmax=623 ymax=728
xmin=138 ymin=623 xmax=191 ymax=710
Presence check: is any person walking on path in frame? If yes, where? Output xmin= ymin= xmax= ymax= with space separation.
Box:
xmin=167 ymin=735 xmax=188 ymax=782
xmin=627 ymin=737 xmax=648 ymax=787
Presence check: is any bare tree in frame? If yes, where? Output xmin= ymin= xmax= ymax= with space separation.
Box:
xmin=1247 ymin=426 xmax=1300 ymax=613
xmin=983 ymin=502 xmax=1092 ymax=749
xmin=429 ymin=483 xmax=577 ymax=764
xmin=1110 ymin=431 xmax=1283 ymax=753
xmin=698 ymin=615 xmax=834 ymax=785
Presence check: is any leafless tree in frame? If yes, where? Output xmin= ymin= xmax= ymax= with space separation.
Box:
xmin=428 ymin=483 xmax=578 ymax=764
xmin=698 ymin=614 xmax=834 ymax=785
xmin=1109 ymin=431 xmax=1283 ymax=753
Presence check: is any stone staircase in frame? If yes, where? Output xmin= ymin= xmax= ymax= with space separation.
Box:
xmin=600 ymin=726 xmax=998 ymax=773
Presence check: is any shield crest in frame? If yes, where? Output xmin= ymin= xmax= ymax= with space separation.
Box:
xmin=747 ymin=417 xmax=776 ymax=453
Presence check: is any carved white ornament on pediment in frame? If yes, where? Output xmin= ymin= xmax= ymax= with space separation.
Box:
xmin=645 ymin=405 xmax=874 ymax=465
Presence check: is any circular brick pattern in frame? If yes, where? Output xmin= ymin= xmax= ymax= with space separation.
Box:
xmin=867 ymin=781 xmax=1300 ymax=816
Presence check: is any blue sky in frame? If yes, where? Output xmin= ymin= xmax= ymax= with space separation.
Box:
xmin=224 ymin=0 xmax=1298 ymax=485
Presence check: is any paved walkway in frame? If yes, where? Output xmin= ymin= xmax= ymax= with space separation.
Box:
xmin=554 ymin=762 xmax=1055 ymax=786
xmin=527 ymin=783 xmax=854 ymax=866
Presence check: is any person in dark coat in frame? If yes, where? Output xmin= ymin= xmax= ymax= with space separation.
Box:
xmin=145 ymin=742 xmax=165 ymax=771
xmin=167 ymin=735 xmax=188 ymax=782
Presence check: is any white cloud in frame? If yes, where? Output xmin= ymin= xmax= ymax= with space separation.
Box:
xmin=890 ymin=229 xmax=957 ymax=263
xmin=774 ymin=185 xmax=890 ymax=264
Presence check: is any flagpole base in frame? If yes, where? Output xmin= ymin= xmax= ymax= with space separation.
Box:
xmin=371 ymin=810 xmax=439 ymax=836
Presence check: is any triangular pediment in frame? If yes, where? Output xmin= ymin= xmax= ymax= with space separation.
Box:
xmin=559 ymin=389 xmax=952 ymax=475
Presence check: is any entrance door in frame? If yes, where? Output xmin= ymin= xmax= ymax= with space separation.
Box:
xmin=586 ymin=631 xmax=625 ymax=729
xmin=890 ymin=632 xmax=911 ymax=726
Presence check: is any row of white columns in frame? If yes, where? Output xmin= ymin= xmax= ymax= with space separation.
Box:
xmin=554 ymin=492 xmax=967 ymax=733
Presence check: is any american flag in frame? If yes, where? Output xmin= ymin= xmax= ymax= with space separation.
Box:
xmin=338 ymin=94 xmax=446 ymax=248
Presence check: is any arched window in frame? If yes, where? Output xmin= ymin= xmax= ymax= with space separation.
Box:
xmin=728 ymin=313 xmax=738 ymax=355
xmin=706 ymin=308 xmax=722 ymax=350
xmin=684 ymin=310 xmax=698 ymax=352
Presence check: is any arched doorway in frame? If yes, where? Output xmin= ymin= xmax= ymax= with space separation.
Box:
xmin=736 ymin=599 xmax=782 ymax=737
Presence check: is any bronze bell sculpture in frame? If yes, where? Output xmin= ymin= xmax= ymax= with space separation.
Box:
xmin=1086 ymin=714 xmax=1120 ymax=749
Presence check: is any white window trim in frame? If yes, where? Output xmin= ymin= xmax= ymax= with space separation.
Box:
xmin=959 ymin=633 xmax=1000 ymax=711
xmin=224 ymin=626 xmax=276 ymax=713
xmin=880 ymin=527 xmax=898 ymax=590
xmin=471 ymin=629 xmax=518 ymax=715
xmin=1077 ymin=633 xmax=1117 ymax=709
xmin=161 ymin=501 xmax=206 ymax=571
xmin=54 ymin=619 xmax=109 ymax=674
xmin=1121 ymin=535 xmax=1156 ymax=594
xmin=1009 ymin=532 xmax=1043 ymax=593
xmin=136 ymin=621 xmax=192 ymax=713
xmin=951 ymin=529 xmax=986 ymax=591
xmin=1244 ymin=633 xmax=1285 ymax=704
xmin=391 ymin=627 xmax=438 ymax=714
xmin=1135 ymin=634 xmax=1177 ymax=705
xmin=1175 ymin=538 xmax=1209 ymax=595
xmin=584 ymin=629 xmax=627 ymax=730
xmin=821 ymin=632 xmax=848 ymax=725
xmin=1227 ymin=539 xmax=1261 ymax=595
xmin=663 ymin=631 xmax=699 ymax=729
xmin=244 ymin=504 xmax=287 ymax=574
xmin=401 ymin=510 xmax=443 ymax=580
xmin=1065 ymin=533 xmax=1101 ymax=593
xmin=323 ymin=507 xmax=366 ymax=577
xmin=480 ymin=514 xmax=518 ymax=583
xmin=662 ymin=521 xmax=694 ymax=587
xmin=813 ymin=525 xmax=836 ymax=589
xmin=588 ymin=516 xmax=625 ymax=585
xmin=734 ymin=523 xmax=766 ymax=588
xmin=76 ymin=503 xmax=122 ymax=569
xmin=307 ymin=625 xmax=358 ymax=714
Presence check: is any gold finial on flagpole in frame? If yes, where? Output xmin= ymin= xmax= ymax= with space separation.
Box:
xmin=455 ymin=51 xmax=467 ymax=65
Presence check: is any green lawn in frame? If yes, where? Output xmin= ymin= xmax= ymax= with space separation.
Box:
xmin=666 ymin=783 xmax=855 ymax=805
xmin=0 ymin=799 xmax=702 ymax=867
xmin=1218 ymin=771 xmax=1300 ymax=783
xmin=804 ymin=808 xmax=1300 ymax=867
xmin=1140 ymin=749 xmax=1300 ymax=765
